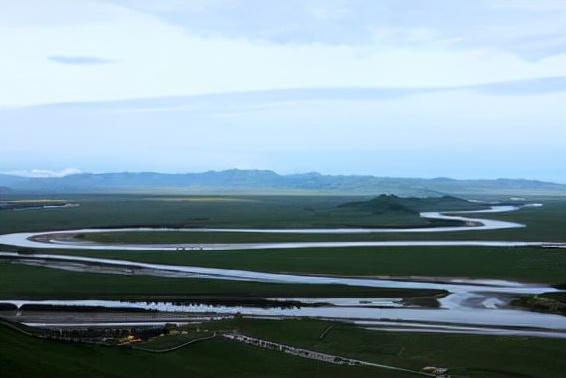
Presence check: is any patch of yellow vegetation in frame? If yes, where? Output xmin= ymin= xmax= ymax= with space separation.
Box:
xmin=6 ymin=199 xmax=67 ymax=204
xmin=147 ymin=197 xmax=257 ymax=203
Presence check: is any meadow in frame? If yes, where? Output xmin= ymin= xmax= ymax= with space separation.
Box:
xmin=1 ymin=193 xmax=565 ymax=378
xmin=1 ymin=194 xmax=564 ymax=242
xmin=0 ymin=262 xmax=442 ymax=300
xmin=2 ymin=317 xmax=566 ymax=378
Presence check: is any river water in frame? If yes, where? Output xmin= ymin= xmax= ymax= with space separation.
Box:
xmin=1 ymin=205 xmax=564 ymax=251
xmin=1 ymin=203 xmax=565 ymax=338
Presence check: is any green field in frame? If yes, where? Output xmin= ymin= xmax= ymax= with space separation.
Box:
xmin=75 ymin=197 xmax=566 ymax=243
xmin=231 ymin=318 xmax=566 ymax=378
xmin=2 ymin=194 xmax=565 ymax=287
xmin=8 ymin=244 xmax=564 ymax=285
xmin=0 ymin=199 xmax=70 ymax=211
xmin=0 ymin=323 xmax=404 ymax=378
xmin=3 ymin=318 xmax=566 ymax=378
xmin=1 ymin=193 xmax=565 ymax=377
xmin=0 ymin=262 xmax=444 ymax=300
xmin=2 ymin=194 xmax=564 ymax=243
xmin=134 ymin=330 xmax=216 ymax=351
xmin=0 ymin=194 xmax=437 ymax=233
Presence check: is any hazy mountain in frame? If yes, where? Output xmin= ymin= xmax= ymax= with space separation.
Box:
xmin=0 ymin=186 xmax=12 ymax=194
xmin=0 ymin=170 xmax=564 ymax=196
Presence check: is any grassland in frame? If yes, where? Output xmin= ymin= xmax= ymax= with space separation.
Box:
xmin=0 ymin=262 xmax=443 ymax=300
xmin=231 ymin=318 xmax=566 ymax=378
xmin=135 ymin=331 xmax=215 ymax=351
xmin=1 ymin=194 xmax=565 ymax=286
xmin=0 ymin=199 xmax=70 ymax=210
xmin=9 ymin=245 xmax=564 ymax=285
xmin=1 ymin=194 xmax=566 ymax=377
xmin=1 ymin=194 xmax=564 ymax=242
xmin=3 ymin=318 xmax=566 ymax=378
xmin=76 ymin=197 xmax=566 ymax=243
xmin=0 ymin=194 xmax=436 ymax=233
xmin=0 ymin=323 xmax=408 ymax=378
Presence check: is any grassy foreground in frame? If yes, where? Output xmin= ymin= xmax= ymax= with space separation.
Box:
xmin=2 ymin=318 xmax=566 ymax=378
xmin=234 ymin=318 xmax=566 ymax=378
xmin=0 ymin=324 xmax=406 ymax=378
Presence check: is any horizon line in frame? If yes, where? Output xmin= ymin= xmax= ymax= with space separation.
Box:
xmin=2 ymin=169 xmax=564 ymax=185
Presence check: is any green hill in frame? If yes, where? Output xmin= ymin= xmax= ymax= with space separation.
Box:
xmin=339 ymin=194 xmax=486 ymax=214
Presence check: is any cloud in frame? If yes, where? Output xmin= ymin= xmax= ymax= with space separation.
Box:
xmin=112 ymin=0 xmax=566 ymax=60
xmin=0 ymin=1 xmax=564 ymax=107
xmin=48 ymin=55 xmax=115 ymax=65
xmin=4 ymin=168 xmax=83 ymax=178
xmin=28 ymin=76 xmax=566 ymax=114
xmin=473 ymin=76 xmax=566 ymax=96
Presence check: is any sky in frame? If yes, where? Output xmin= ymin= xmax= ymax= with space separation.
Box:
xmin=1 ymin=0 xmax=565 ymax=182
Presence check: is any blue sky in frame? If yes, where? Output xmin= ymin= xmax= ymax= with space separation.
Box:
xmin=1 ymin=0 xmax=565 ymax=181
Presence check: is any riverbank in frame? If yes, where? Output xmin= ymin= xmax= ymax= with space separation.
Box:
xmin=2 ymin=253 xmax=565 ymax=339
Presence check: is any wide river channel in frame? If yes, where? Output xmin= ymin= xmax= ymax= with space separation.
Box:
xmin=1 ymin=204 xmax=565 ymax=338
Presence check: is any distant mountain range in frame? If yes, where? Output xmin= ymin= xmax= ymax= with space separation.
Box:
xmin=0 ymin=170 xmax=564 ymax=196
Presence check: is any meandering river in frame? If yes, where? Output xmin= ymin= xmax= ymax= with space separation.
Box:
xmin=0 ymin=204 xmax=564 ymax=251
xmin=1 ymin=203 xmax=565 ymax=338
